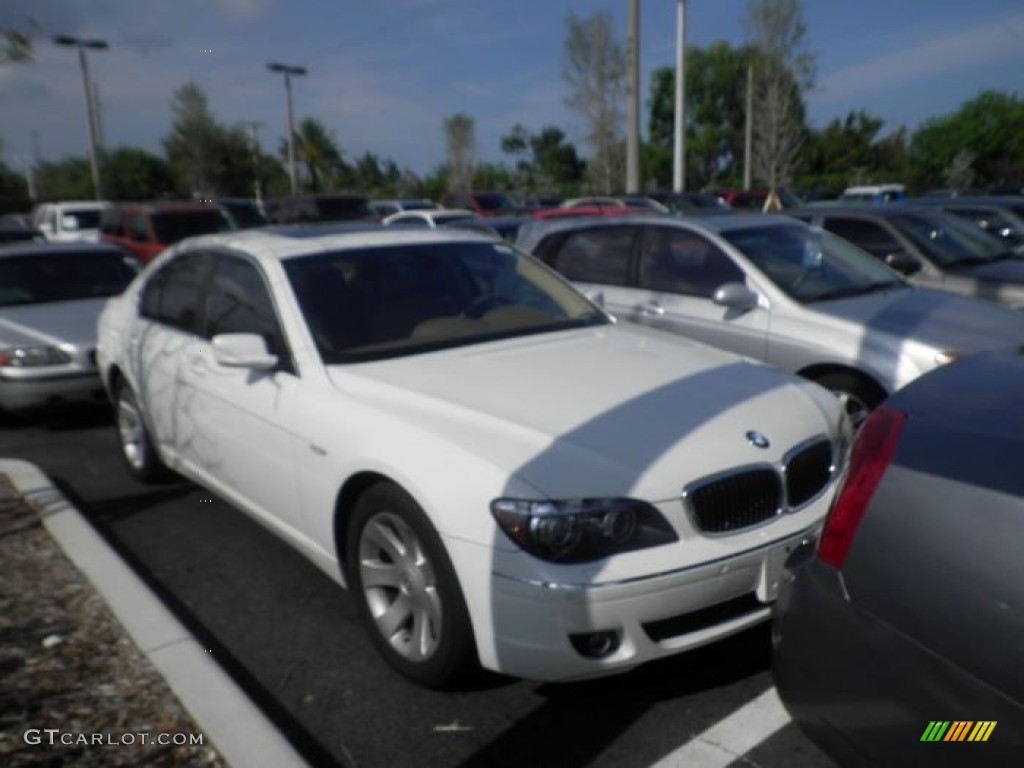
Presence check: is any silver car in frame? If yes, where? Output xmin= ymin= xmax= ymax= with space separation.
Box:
xmin=518 ymin=214 xmax=1024 ymax=424
xmin=0 ymin=243 xmax=139 ymax=413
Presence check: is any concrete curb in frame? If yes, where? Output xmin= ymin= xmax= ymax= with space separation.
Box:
xmin=2 ymin=458 xmax=309 ymax=768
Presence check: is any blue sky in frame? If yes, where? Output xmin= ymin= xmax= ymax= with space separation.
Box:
xmin=2 ymin=0 xmax=1022 ymax=177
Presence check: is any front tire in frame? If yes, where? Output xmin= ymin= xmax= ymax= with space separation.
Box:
xmin=115 ymin=383 xmax=169 ymax=483
xmin=346 ymin=483 xmax=476 ymax=688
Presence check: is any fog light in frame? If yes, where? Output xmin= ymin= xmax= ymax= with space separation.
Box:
xmin=569 ymin=630 xmax=622 ymax=659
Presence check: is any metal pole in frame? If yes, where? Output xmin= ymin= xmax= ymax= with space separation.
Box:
xmin=673 ymin=0 xmax=687 ymax=192
xmin=744 ymin=63 xmax=753 ymax=191
xmin=626 ymin=0 xmax=641 ymax=193
xmin=78 ymin=47 xmax=103 ymax=199
xmin=284 ymin=73 xmax=297 ymax=195
xmin=245 ymin=122 xmax=263 ymax=201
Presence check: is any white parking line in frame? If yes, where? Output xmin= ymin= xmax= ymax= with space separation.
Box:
xmin=650 ymin=687 xmax=791 ymax=768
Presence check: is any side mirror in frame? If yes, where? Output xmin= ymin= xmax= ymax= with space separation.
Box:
xmin=712 ymin=282 xmax=759 ymax=311
xmin=884 ymin=251 xmax=921 ymax=276
xmin=212 ymin=333 xmax=278 ymax=371
xmin=60 ymin=215 xmax=80 ymax=231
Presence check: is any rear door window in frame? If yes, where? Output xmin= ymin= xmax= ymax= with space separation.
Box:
xmin=139 ymin=251 xmax=208 ymax=333
xmin=549 ymin=227 xmax=636 ymax=286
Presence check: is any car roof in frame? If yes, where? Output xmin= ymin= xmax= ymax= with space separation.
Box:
xmin=173 ymin=224 xmax=502 ymax=263
xmin=515 ymin=212 xmax=792 ymax=251
xmin=0 ymin=241 xmax=128 ymax=259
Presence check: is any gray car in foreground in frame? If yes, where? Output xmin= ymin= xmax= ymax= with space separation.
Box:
xmin=518 ymin=214 xmax=1024 ymax=424
xmin=0 ymin=243 xmax=139 ymax=413
xmin=773 ymin=350 xmax=1024 ymax=767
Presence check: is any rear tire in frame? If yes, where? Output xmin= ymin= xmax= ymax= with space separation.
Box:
xmin=810 ymin=372 xmax=885 ymax=429
xmin=345 ymin=482 xmax=476 ymax=688
xmin=114 ymin=383 xmax=170 ymax=483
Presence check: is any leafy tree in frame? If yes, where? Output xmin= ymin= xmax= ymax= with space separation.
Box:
xmin=909 ymin=91 xmax=1024 ymax=191
xmin=103 ymin=146 xmax=174 ymax=200
xmin=36 ymin=157 xmax=93 ymax=201
xmin=647 ymin=42 xmax=753 ymax=189
xmin=563 ymin=11 xmax=626 ymax=193
xmin=745 ymin=0 xmax=814 ymax=195
xmin=286 ymin=117 xmax=344 ymax=193
xmin=163 ymin=82 xmax=222 ymax=195
xmin=500 ymin=124 xmax=584 ymax=191
xmin=1 ymin=23 xmax=34 ymax=65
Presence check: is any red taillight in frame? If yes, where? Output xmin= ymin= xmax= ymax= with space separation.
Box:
xmin=818 ymin=405 xmax=907 ymax=569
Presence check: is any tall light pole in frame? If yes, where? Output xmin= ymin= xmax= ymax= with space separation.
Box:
xmin=673 ymin=0 xmax=687 ymax=192
xmin=267 ymin=62 xmax=306 ymax=195
xmin=53 ymin=35 xmax=108 ymax=200
xmin=626 ymin=0 xmax=641 ymax=193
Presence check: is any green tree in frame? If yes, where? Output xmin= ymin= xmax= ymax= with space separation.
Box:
xmin=102 ymin=146 xmax=174 ymax=200
xmin=909 ymin=91 xmax=1024 ymax=191
xmin=36 ymin=157 xmax=93 ymax=200
xmin=1 ymin=23 xmax=35 ymax=65
xmin=163 ymin=82 xmax=222 ymax=195
xmin=647 ymin=42 xmax=753 ymax=189
xmin=500 ymin=124 xmax=584 ymax=191
xmin=285 ymin=117 xmax=344 ymax=193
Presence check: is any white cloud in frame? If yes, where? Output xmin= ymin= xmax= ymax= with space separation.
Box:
xmin=816 ymin=11 xmax=1024 ymax=102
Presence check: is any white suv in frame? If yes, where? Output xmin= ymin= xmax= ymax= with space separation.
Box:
xmin=32 ymin=201 xmax=110 ymax=242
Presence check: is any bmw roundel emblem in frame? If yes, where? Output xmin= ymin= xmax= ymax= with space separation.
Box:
xmin=746 ymin=430 xmax=771 ymax=449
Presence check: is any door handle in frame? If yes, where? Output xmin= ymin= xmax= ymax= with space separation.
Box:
xmin=639 ymin=302 xmax=665 ymax=316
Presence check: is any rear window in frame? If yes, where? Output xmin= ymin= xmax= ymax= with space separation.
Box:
xmin=0 ymin=250 xmax=140 ymax=306
xmin=151 ymin=210 xmax=231 ymax=244
xmin=63 ymin=209 xmax=103 ymax=230
xmin=220 ymin=202 xmax=269 ymax=229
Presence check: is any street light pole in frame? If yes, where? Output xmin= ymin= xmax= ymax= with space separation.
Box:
xmin=673 ymin=0 xmax=687 ymax=192
xmin=54 ymin=35 xmax=109 ymax=200
xmin=626 ymin=0 xmax=641 ymax=193
xmin=267 ymin=62 xmax=307 ymax=195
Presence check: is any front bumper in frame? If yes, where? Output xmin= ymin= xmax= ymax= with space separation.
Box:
xmin=0 ymin=371 xmax=106 ymax=412
xmin=457 ymin=525 xmax=818 ymax=682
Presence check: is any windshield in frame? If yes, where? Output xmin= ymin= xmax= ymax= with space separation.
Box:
xmin=285 ymin=241 xmax=606 ymax=363
xmin=475 ymin=193 xmax=514 ymax=212
xmin=889 ymin=212 xmax=1005 ymax=266
xmin=220 ymin=201 xmax=269 ymax=229
xmin=722 ymin=223 xmax=905 ymax=303
xmin=0 ymin=250 xmax=140 ymax=306
xmin=152 ymin=210 xmax=232 ymax=244
xmin=64 ymin=209 xmax=103 ymax=230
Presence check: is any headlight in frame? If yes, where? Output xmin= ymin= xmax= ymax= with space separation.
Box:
xmin=490 ymin=497 xmax=677 ymax=563
xmin=934 ymin=351 xmax=961 ymax=366
xmin=0 ymin=346 xmax=72 ymax=367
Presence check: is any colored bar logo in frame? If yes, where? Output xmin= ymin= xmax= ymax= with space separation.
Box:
xmin=921 ymin=721 xmax=996 ymax=742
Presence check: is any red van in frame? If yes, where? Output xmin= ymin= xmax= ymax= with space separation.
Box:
xmin=99 ymin=202 xmax=232 ymax=263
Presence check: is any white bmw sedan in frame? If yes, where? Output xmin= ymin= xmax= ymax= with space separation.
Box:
xmin=96 ymin=225 xmax=849 ymax=686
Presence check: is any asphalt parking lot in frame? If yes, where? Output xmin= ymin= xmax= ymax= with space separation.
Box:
xmin=2 ymin=404 xmax=835 ymax=768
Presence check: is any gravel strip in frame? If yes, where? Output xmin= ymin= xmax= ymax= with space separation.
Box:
xmin=0 ymin=473 xmax=227 ymax=767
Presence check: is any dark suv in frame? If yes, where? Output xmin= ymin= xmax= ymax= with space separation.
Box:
xmin=263 ymin=194 xmax=374 ymax=224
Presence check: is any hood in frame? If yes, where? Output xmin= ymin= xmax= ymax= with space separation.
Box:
xmin=328 ymin=324 xmax=837 ymax=501
xmin=811 ymin=286 xmax=1024 ymax=353
xmin=0 ymin=298 xmax=107 ymax=349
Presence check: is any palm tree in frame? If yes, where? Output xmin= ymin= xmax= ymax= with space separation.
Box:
xmin=284 ymin=117 xmax=343 ymax=192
